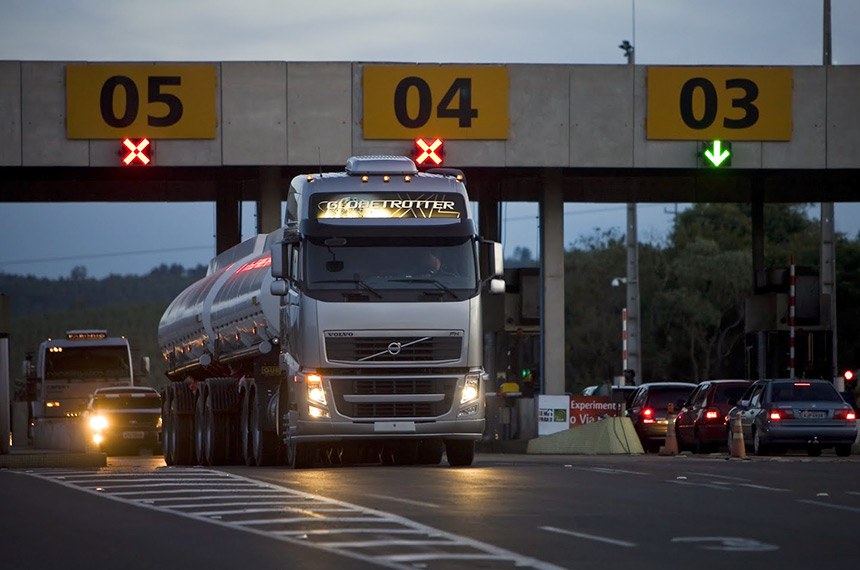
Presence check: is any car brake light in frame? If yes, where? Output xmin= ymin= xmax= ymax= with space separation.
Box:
xmin=704 ymin=408 xmax=720 ymax=421
xmin=834 ymin=409 xmax=857 ymax=421
xmin=769 ymin=408 xmax=795 ymax=421
xmin=642 ymin=408 xmax=654 ymax=423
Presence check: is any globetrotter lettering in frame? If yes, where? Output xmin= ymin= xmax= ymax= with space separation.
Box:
xmin=318 ymin=198 xmax=459 ymax=218
xmin=315 ymin=193 xmax=462 ymax=219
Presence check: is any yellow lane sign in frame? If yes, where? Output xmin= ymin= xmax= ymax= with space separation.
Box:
xmin=363 ymin=65 xmax=508 ymax=140
xmin=66 ymin=64 xmax=217 ymax=139
xmin=647 ymin=66 xmax=792 ymax=141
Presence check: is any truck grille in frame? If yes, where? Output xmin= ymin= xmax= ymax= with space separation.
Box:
xmin=326 ymin=336 xmax=461 ymax=363
xmin=330 ymin=376 xmax=457 ymax=418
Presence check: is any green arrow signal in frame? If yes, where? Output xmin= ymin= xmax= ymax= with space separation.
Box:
xmin=703 ymin=140 xmax=731 ymax=167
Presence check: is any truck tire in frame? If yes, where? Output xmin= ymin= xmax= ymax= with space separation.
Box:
xmin=162 ymin=388 xmax=174 ymax=465
xmin=251 ymin=387 xmax=280 ymax=466
xmin=170 ymin=383 xmax=196 ymax=466
xmin=240 ymin=388 xmax=256 ymax=466
xmin=445 ymin=440 xmax=475 ymax=467
xmin=199 ymin=378 xmax=241 ymax=466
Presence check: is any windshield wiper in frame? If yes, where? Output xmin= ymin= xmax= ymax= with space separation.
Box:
xmin=388 ymin=278 xmax=459 ymax=300
xmin=314 ymin=278 xmax=382 ymax=299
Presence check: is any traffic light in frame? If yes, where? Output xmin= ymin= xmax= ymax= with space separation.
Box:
xmin=698 ymin=140 xmax=732 ymax=168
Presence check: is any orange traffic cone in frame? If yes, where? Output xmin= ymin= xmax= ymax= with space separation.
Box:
xmin=728 ymin=415 xmax=747 ymax=459
xmin=659 ymin=405 xmax=679 ymax=456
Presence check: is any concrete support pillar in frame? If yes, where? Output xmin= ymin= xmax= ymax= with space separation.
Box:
xmin=0 ymin=294 xmax=9 ymax=454
xmin=539 ymin=171 xmax=565 ymax=395
xmin=215 ymin=181 xmax=241 ymax=255
xmin=258 ymin=166 xmax=283 ymax=234
xmin=478 ymin=192 xmax=501 ymax=242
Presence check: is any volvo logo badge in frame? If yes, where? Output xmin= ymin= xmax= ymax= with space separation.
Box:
xmin=387 ymin=342 xmax=402 ymax=355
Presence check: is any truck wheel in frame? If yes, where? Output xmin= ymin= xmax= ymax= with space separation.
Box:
xmin=445 ymin=440 xmax=475 ymax=467
xmin=288 ymin=441 xmax=315 ymax=469
xmin=162 ymin=388 xmax=174 ymax=465
xmin=203 ymin=392 xmax=228 ymax=466
xmin=251 ymin=388 xmax=279 ymax=466
xmin=171 ymin=383 xmax=195 ymax=466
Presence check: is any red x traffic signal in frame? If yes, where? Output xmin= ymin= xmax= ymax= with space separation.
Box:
xmin=121 ymin=138 xmax=152 ymax=166
xmin=414 ymin=138 xmax=443 ymax=167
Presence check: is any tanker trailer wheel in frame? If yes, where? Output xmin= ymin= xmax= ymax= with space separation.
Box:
xmin=170 ymin=383 xmax=196 ymax=466
xmin=162 ymin=387 xmax=174 ymax=465
xmin=250 ymin=387 xmax=280 ymax=466
xmin=444 ymin=440 xmax=475 ymax=467
xmin=240 ymin=388 xmax=255 ymax=466
xmin=200 ymin=378 xmax=240 ymax=466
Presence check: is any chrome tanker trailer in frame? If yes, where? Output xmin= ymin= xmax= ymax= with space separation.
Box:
xmin=158 ymin=156 xmax=504 ymax=468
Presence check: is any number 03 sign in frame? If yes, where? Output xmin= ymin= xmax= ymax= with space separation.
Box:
xmin=66 ymin=64 xmax=217 ymax=139
xmin=647 ymin=66 xmax=792 ymax=141
xmin=363 ymin=65 xmax=508 ymax=140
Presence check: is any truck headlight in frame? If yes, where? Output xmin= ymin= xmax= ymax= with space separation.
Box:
xmin=89 ymin=415 xmax=109 ymax=432
xmin=307 ymin=373 xmax=327 ymax=406
xmin=460 ymin=373 xmax=480 ymax=405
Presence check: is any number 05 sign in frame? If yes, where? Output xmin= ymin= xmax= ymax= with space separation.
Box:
xmin=363 ymin=65 xmax=508 ymax=140
xmin=647 ymin=66 xmax=792 ymax=141
xmin=66 ymin=64 xmax=217 ymax=139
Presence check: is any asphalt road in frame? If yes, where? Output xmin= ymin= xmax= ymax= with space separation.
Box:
xmin=2 ymin=451 xmax=857 ymax=569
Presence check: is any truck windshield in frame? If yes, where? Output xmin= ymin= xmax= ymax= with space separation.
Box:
xmin=306 ymin=239 xmax=478 ymax=296
xmin=45 ymin=346 xmax=131 ymax=379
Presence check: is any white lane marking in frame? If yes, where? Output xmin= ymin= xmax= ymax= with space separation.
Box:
xmin=195 ymin=506 xmax=356 ymax=516
xmin=667 ymin=480 xmax=731 ymax=491
xmin=738 ymin=483 xmax=788 ymax=492
xmin=573 ymin=467 xmax=649 ymax=476
xmin=797 ymin=499 xmax=860 ymax=514
xmin=20 ymin=469 xmax=563 ymax=570
xmin=541 ymin=525 xmax=637 ymax=548
xmin=847 ymin=491 xmax=860 ymax=497
xmin=362 ymin=493 xmax=440 ymax=509
xmin=686 ymin=472 xmax=751 ymax=482
xmin=671 ymin=536 xmax=778 ymax=552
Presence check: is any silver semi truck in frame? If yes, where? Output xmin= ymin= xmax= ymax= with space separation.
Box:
xmin=25 ymin=329 xmax=136 ymax=449
xmin=158 ymin=156 xmax=504 ymax=468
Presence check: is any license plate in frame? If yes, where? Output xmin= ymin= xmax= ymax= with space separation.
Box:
xmin=373 ymin=421 xmax=416 ymax=433
xmin=799 ymin=410 xmax=826 ymax=419
xmin=122 ymin=431 xmax=145 ymax=440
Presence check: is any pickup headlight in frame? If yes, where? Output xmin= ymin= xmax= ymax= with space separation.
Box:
xmin=89 ymin=415 xmax=109 ymax=432
xmin=460 ymin=373 xmax=481 ymax=405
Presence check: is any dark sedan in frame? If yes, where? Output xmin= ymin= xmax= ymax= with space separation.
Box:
xmin=627 ymin=382 xmax=697 ymax=452
xmin=727 ymin=379 xmax=857 ymax=456
xmin=676 ymin=379 xmax=751 ymax=453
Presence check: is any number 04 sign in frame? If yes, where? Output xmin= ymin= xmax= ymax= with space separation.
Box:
xmin=647 ymin=66 xmax=792 ymax=141
xmin=363 ymin=65 xmax=508 ymax=140
xmin=66 ymin=64 xmax=217 ymax=139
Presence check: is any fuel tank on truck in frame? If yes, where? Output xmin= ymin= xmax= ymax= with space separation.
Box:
xmin=158 ymin=231 xmax=283 ymax=377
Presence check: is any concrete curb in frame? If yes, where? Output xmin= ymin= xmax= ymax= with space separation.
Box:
xmin=527 ymin=416 xmax=644 ymax=455
xmin=0 ymin=450 xmax=107 ymax=469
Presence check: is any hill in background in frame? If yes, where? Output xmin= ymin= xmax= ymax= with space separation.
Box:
xmin=1 ymin=263 xmax=206 ymax=391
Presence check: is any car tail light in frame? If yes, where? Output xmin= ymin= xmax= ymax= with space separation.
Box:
xmin=642 ymin=408 xmax=655 ymax=423
xmin=704 ymin=408 xmax=721 ymax=421
xmin=768 ymin=408 xmax=795 ymax=421
xmin=834 ymin=409 xmax=857 ymax=421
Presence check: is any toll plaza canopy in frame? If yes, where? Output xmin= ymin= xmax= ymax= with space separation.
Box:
xmin=0 ymin=62 xmax=858 ymax=203
xmin=2 ymin=61 xmax=859 ymax=395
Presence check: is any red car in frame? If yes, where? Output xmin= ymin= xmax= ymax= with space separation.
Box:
xmin=675 ymin=380 xmax=751 ymax=453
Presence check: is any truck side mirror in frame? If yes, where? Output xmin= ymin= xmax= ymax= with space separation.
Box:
xmin=271 ymin=241 xmax=289 ymax=279
xmin=480 ymin=240 xmax=504 ymax=280
xmin=140 ymin=356 xmax=151 ymax=376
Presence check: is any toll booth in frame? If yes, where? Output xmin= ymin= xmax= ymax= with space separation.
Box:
xmin=744 ymin=266 xmax=833 ymax=380
xmin=483 ymin=267 xmax=540 ymax=442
